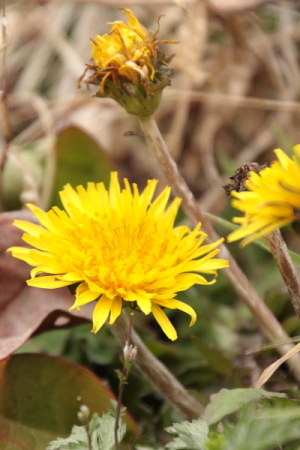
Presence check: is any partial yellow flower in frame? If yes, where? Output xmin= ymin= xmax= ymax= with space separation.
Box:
xmin=227 ymin=145 xmax=300 ymax=247
xmin=80 ymin=8 xmax=175 ymax=115
xmin=91 ymin=8 xmax=154 ymax=91
xmin=8 ymin=173 xmax=229 ymax=340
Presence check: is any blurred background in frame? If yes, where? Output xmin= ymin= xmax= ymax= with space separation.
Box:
xmin=3 ymin=0 xmax=300 ymax=212
xmin=2 ymin=0 xmax=300 ymax=445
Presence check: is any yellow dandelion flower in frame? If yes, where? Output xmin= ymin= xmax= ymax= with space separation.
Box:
xmin=80 ymin=8 xmax=175 ymax=115
xmin=8 ymin=173 xmax=229 ymax=340
xmin=91 ymin=8 xmax=154 ymax=89
xmin=227 ymin=145 xmax=300 ymax=247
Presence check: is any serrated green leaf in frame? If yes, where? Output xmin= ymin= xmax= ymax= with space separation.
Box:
xmin=90 ymin=412 xmax=126 ymax=450
xmin=47 ymin=425 xmax=89 ymax=449
xmin=204 ymin=388 xmax=286 ymax=425
xmin=48 ymin=411 xmax=126 ymax=450
xmin=224 ymin=402 xmax=300 ymax=450
xmin=165 ymin=419 xmax=209 ymax=449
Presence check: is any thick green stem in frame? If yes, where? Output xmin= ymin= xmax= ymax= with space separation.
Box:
xmin=139 ymin=114 xmax=300 ymax=382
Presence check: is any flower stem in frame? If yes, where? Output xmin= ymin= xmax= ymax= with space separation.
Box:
xmin=114 ymin=313 xmax=135 ymax=450
xmin=138 ymin=114 xmax=300 ymax=382
xmin=265 ymin=229 xmax=300 ymax=318
xmin=111 ymin=311 xmax=203 ymax=420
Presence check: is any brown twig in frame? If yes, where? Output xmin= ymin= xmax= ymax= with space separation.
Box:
xmin=111 ymin=311 xmax=203 ymax=420
xmin=265 ymin=230 xmax=300 ymax=318
xmin=138 ymin=113 xmax=300 ymax=382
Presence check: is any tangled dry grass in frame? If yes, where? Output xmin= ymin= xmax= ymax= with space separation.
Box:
xmin=1 ymin=0 xmax=300 ymax=217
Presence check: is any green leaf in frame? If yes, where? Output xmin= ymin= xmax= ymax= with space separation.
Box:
xmin=47 ymin=411 xmax=126 ymax=450
xmin=92 ymin=412 xmax=126 ymax=450
xmin=224 ymin=401 xmax=300 ymax=450
xmin=165 ymin=419 xmax=209 ymax=449
xmin=204 ymin=432 xmax=225 ymax=450
xmin=47 ymin=425 xmax=89 ymax=449
xmin=136 ymin=447 xmax=164 ymax=450
xmin=192 ymin=337 xmax=235 ymax=377
xmin=0 ymin=354 xmax=138 ymax=449
xmin=52 ymin=126 xmax=113 ymax=208
xmin=204 ymin=388 xmax=286 ymax=425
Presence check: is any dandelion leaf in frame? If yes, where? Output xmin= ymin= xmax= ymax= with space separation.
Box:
xmin=47 ymin=412 xmax=126 ymax=450
xmin=204 ymin=388 xmax=286 ymax=425
xmin=46 ymin=425 xmax=89 ymax=449
xmin=223 ymin=399 xmax=300 ymax=450
xmin=165 ymin=418 xmax=209 ymax=449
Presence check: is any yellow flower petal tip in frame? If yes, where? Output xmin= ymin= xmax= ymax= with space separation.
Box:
xmin=8 ymin=172 xmax=228 ymax=340
xmin=227 ymin=146 xmax=300 ymax=246
xmin=79 ymin=9 xmax=176 ymax=115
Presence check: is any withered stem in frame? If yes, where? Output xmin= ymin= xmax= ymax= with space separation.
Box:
xmin=139 ymin=114 xmax=300 ymax=382
xmin=111 ymin=311 xmax=203 ymax=420
xmin=266 ymin=230 xmax=300 ymax=318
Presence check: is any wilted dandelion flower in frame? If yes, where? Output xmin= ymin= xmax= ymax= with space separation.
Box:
xmin=8 ymin=173 xmax=229 ymax=340
xmin=80 ymin=8 xmax=175 ymax=115
xmin=91 ymin=8 xmax=155 ymax=92
xmin=227 ymin=145 xmax=300 ymax=247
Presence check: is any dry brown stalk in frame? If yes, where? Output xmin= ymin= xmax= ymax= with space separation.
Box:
xmin=265 ymin=230 xmax=300 ymax=319
xmin=139 ymin=113 xmax=300 ymax=382
xmin=111 ymin=311 xmax=203 ymax=420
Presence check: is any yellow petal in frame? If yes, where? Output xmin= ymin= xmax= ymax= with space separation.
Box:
xmin=12 ymin=220 xmax=44 ymax=237
xmin=176 ymin=273 xmax=217 ymax=288
xmin=26 ymin=204 xmax=56 ymax=232
xmin=151 ymin=304 xmax=177 ymax=341
xmin=194 ymin=258 xmax=230 ymax=272
xmin=69 ymin=283 xmax=100 ymax=311
xmin=153 ymin=298 xmax=197 ymax=327
xmin=109 ymin=171 xmax=121 ymax=209
xmin=60 ymin=272 xmax=84 ymax=282
xmin=149 ymin=186 xmax=171 ymax=218
xmin=139 ymin=179 xmax=158 ymax=211
xmin=137 ymin=297 xmax=152 ymax=315
xmin=273 ymin=148 xmax=291 ymax=170
xmin=31 ymin=265 xmax=65 ymax=277
xmin=27 ymin=276 xmax=72 ymax=289
xmin=22 ymin=234 xmax=50 ymax=251
xmin=108 ymin=296 xmax=123 ymax=324
xmin=120 ymin=8 xmax=148 ymax=40
xmin=7 ymin=247 xmax=38 ymax=266
xmin=91 ymin=295 xmax=113 ymax=333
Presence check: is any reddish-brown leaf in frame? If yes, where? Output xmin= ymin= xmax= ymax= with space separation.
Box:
xmin=0 ymin=211 xmax=93 ymax=360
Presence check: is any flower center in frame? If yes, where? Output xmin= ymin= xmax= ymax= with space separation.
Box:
xmin=65 ymin=214 xmax=179 ymax=299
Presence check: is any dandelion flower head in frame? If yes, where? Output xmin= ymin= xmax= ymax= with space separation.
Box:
xmin=88 ymin=8 xmax=171 ymax=94
xmin=227 ymin=145 xmax=300 ymax=247
xmin=8 ymin=173 xmax=229 ymax=340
